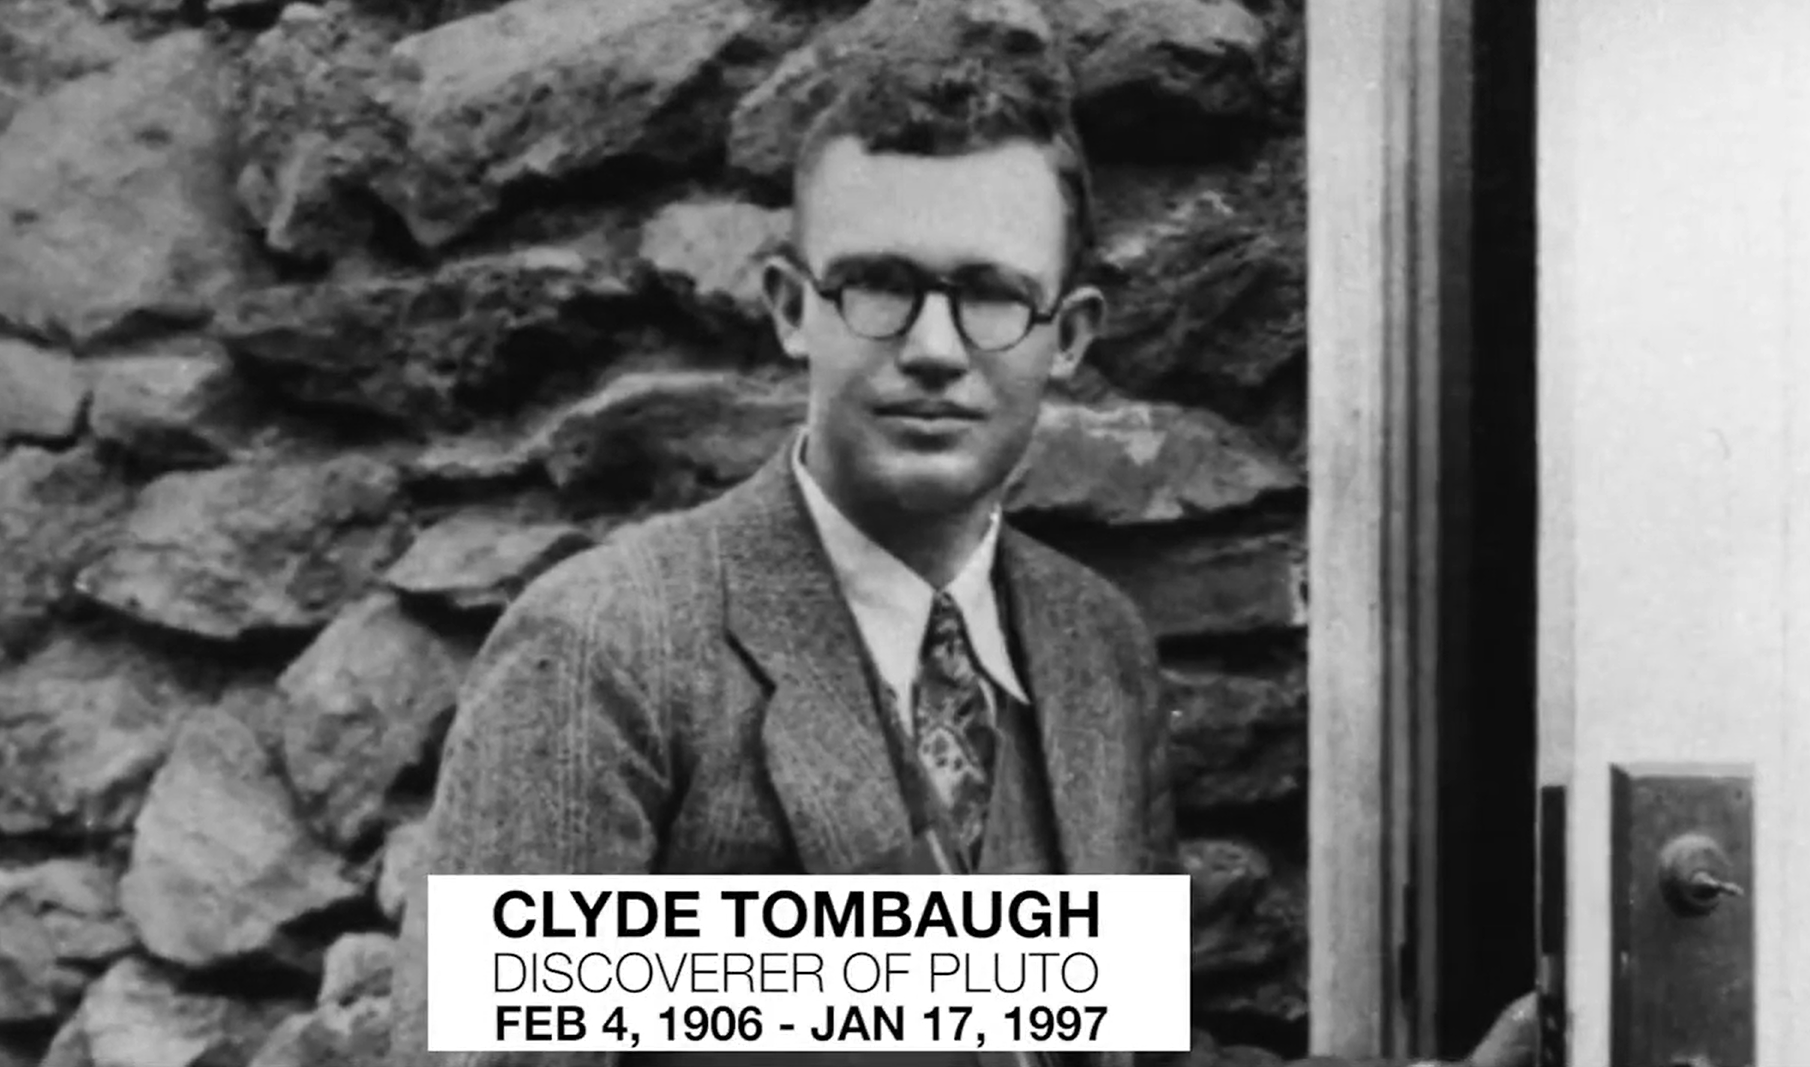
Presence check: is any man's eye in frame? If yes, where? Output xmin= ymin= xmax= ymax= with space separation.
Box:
xmin=960 ymin=285 xmax=1029 ymax=306
xmin=843 ymin=283 xmax=914 ymax=307
xmin=949 ymin=271 xmax=1038 ymax=305
xmin=844 ymin=273 xmax=918 ymax=296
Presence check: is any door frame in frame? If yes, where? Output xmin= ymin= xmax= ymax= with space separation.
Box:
xmin=1305 ymin=0 xmax=1479 ymax=1055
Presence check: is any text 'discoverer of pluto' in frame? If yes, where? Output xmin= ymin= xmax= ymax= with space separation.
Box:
xmin=426 ymin=874 xmax=1190 ymax=1053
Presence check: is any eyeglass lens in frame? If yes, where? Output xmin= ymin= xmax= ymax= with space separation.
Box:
xmin=827 ymin=260 xmax=1042 ymax=351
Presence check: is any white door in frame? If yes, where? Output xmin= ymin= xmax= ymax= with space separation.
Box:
xmin=1538 ymin=0 xmax=1810 ymax=1062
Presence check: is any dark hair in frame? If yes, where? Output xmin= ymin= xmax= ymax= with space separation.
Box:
xmin=791 ymin=55 xmax=1096 ymax=285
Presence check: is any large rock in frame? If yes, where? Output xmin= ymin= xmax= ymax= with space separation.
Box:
xmin=243 ymin=928 xmax=394 ymax=1063
xmin=0 ymin=31 xmax=258 ymax=347
xmin=278 ymin=593 xmax=473 ymax=850
xmin=88 ymin=337 xmax=258 ymax=471
xmin=1090 ymin=172 xmax=1303 ymax=400
xmin=1187 ymin=839 xmax=1268 ymax=929
xmin=1007 ymin=401 xmax=1299 ymax=525
xmin=214 ymin=246 xmax=641 ymax=431
xmin=1186 ymin=841 xmax=1305 ymax=1028
xmin=1186 ymin=840 xmax=1301 ymax=978
xmin=120 ymin=700 xmax=367 ymax=970
xmin=403 ymin=429 xmax=548 ymax=490
xmin=37 ymin=956 xmax=298 ymax=1067
xmin=1196 ymin=954 xmax=1307 ymax=1032
xmin=234 ymin=4 xmax=413 ymax=265
xmin=375 ymin=818 xmax=426 ymax=923
xmin=1166 ymin=667 xmax=1306 ymax=816
xmin=0 ymin=446 xmax=132 ymax=658
xmin=1058 ymin=529 xmax=1303 ymax=639
xmin=727 ymin=0 xmax=1061 ymax=184
xmin=0 ymin=633 xmax=205 ymax=838
xmin=539 ymin=371 xmax=806 ymax=510
xmin=86 ymin=0 xmax=184 ymax=17
xmin=0 ymin=1036 xmax=45 ymax=1067
xmin=1250 ymin=0 xmax=1304 ymax=124
xmin=383 ymin=513 xmax=593 ymax=614
xmin=0 ymin=0 xmax=137 ymax=134
xmin=246 ymin=997 xmax=390 ymax=1067
xmin=75 ymin=455 xmax=409 ymax=642
xmin=386 ymin=0 xmax=765 ymax=248
xmin=0 ymin=338 xmax=88 ymax=445
xmin=0 ymin=860 xmax=136 ymax=1023
xmin=318 ymin=933 xmax=394 ymax=1006
xmin=638 ymin=198 xmax=792 ymax=330
xmin=1049 ymin=0 xmax=1267 ymax=161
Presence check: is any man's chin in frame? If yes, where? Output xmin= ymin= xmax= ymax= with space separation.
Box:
xmin=864 ymin=453 xmax=995 ymax=517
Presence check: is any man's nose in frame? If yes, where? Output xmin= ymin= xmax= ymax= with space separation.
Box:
xmin=897 ymin=292 xmax=969 ymax=376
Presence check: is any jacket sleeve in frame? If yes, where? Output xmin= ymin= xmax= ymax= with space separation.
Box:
xmin=1130 ymin=612 xmax=1184 ymax=881
xmin=389 ymin=556 xmax=673 ymax=1067
xmin=1116 ymin=598 xmax=1187 ymax=1067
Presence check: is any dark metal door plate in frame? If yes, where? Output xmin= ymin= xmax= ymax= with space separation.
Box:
xmin=1609 ymin=763 xmax=1754 ymax=1067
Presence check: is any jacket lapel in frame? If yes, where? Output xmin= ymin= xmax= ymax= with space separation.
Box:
xmin=715 ymin=444 xmax=1140 ymax=879
xmin=718 ymin=445 xmax=915 ymax=874
xmin=999 ymin=531 xmax=1141 ymax=877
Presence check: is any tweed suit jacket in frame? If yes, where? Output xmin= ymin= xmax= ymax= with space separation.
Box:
xmin=391 ymin=442 xmax=1183 ymax=1067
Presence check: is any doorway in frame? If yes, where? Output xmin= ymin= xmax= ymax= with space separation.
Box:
xmin=1305 ymin=0 xmax=1539 ymax=1058
xmin=1428 ymin=0 xmax=1538 ymax=1052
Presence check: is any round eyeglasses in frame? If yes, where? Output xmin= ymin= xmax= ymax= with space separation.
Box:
xmin=801 ymin=263 xmax=1063 ymax=354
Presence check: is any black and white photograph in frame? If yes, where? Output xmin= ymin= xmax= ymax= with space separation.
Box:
xmin=0 ymin=0 xmax=1795 ymax=1064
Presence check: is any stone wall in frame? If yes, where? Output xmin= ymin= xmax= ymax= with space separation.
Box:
xmin=0 ymin=0 xmax=1309 ymax=1063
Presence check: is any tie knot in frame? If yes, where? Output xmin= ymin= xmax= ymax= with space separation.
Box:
xmin=927 ymin=591 xmax=965 ymax=647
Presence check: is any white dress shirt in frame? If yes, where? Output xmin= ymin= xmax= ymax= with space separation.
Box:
xmin=790 ymin=436 xmax=1030 ymax=732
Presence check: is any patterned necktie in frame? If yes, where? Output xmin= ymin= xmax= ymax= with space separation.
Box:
xmin=913 ymin=590 xmax=1000 ymax=864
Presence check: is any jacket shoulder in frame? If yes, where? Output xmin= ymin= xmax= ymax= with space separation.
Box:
xmin=1013 ymin=531 xmax=1151 ymax=640
xmin=496 ymin=503 xmax=723 ymax=663
xmin=1004 ymin=527 xmax=1156 ymax=665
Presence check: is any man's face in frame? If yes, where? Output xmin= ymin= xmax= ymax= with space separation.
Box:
xmin=766 ymin=137 xmax=1103 ymax=518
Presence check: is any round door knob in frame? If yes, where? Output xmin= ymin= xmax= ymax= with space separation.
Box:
xmin=1658 ymin=832 xmax=1745 ymax=917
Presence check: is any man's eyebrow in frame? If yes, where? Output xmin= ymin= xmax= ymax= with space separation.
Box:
xmin=819 ymin=253 xmax=898 ymax=276
xmin=947 ymin=261 xmax=1046 ymax=296
xmin=820 ymin=254 xmax=1047 ymax=296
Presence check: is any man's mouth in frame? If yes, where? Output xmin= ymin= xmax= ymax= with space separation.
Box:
xmin=874 ymin=401 xmax=985 ymax=422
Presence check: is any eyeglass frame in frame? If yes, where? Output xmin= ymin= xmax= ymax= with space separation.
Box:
xmin=780 ymin=252 xmax=1072 ymax=354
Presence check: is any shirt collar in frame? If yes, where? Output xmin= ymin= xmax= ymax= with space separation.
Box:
xmin=790 ymin=434 xmax=1029 ymax=704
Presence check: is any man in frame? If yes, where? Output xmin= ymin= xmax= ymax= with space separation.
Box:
xmin=392 ymin=54 xmax=1533 ymax=1067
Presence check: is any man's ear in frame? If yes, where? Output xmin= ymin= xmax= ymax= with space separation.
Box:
xmin=761 ymin=255 xmax=810 ymax=362
xmin=1048 ymin=286 xmax=1106 ymax=382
